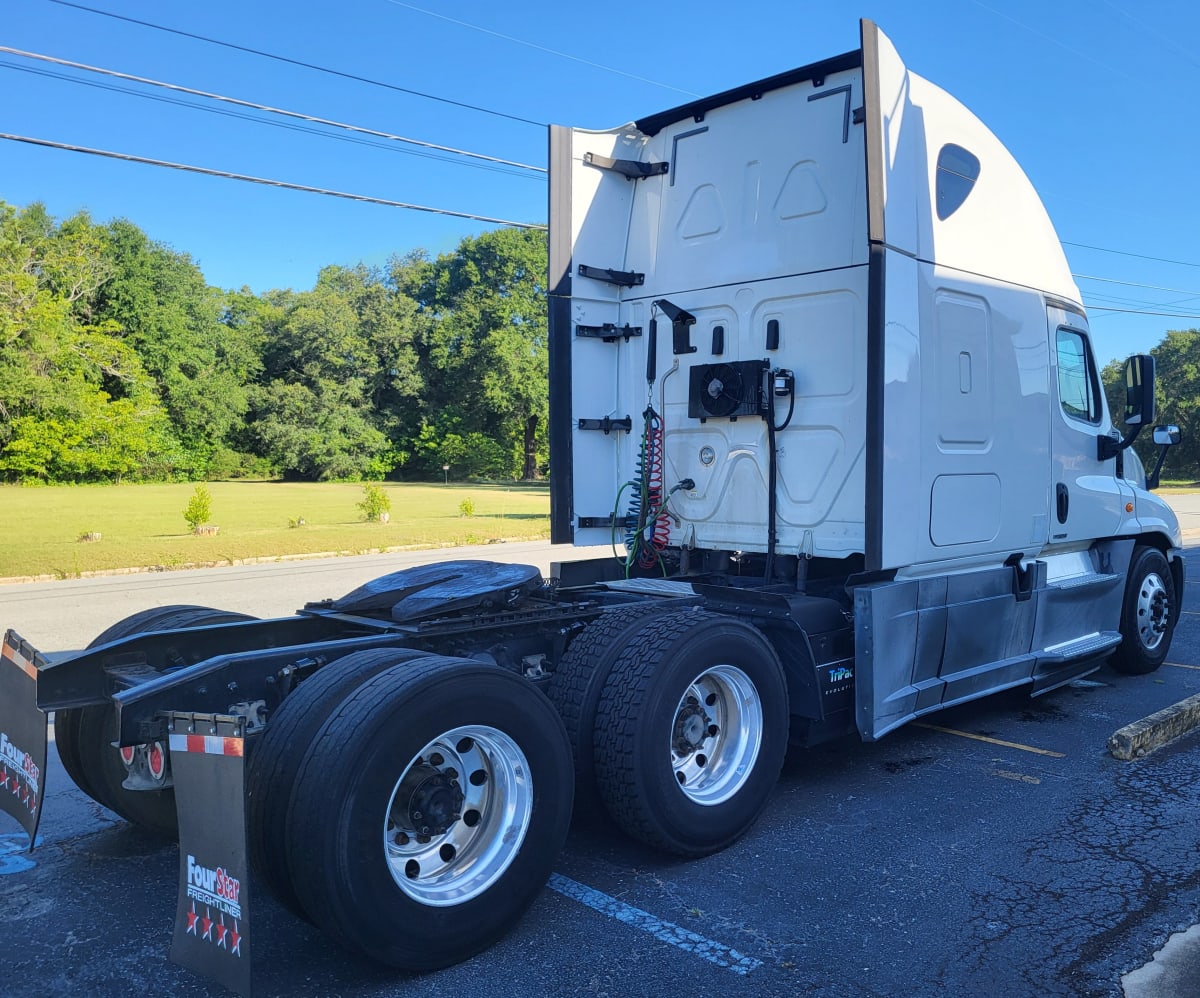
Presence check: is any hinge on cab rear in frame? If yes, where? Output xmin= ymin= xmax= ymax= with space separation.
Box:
xmin=583 ymin=151 xmax=668 ymax=180
xmin=575 ymin=323 xmax=643 ymax=342
xmin=577 ymin=264 xmax=644 ymax=288
xmin=577 ymin=515 xmax=635 ymax=529
xmin=577 ymin=416 xmax=632 ymax=434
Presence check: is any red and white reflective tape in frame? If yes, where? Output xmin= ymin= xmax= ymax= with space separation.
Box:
xmin=168 ymin=734 xmax=244 ymax=757
xmin=1 ymin=638 xmax=37 ymax=681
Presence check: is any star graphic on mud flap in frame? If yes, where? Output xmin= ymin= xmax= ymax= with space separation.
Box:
xmin=201 ymin=911 xmax=213 ymax=941
xmin=0 ymin=766 xmax=8 ymax=791
xmin=185 ymin=907 xmax=199 ymax=936
xmin=229 ymin=923 xmax=242 ymax=957
xmin=216 ymin=920 xmax=229 ymax=949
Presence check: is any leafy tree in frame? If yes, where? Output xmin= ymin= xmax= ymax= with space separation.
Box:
xmin=0 ymin=203 xmax=176 ymax=482
xmin=183 ymin=483 xmax=213 ymax=530
xmin=1102 ymin=329 xmax=1200 ymax=482
xmin=91 ymin=220 xmax=257 ymax=472
xmin=414 ymin=228 xmax=548 ymax=479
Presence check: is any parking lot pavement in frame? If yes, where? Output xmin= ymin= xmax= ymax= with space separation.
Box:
xmin=2 ymin=548 xmax=1199 ymax=997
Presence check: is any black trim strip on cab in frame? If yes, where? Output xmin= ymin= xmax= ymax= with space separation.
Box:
xmin=861 ymin=19 xmax=886 ymax=572
xmin=635 ymin=50 xmax=862 ymax=137
xmin=547 ymin=125 xmax=575 ymax=544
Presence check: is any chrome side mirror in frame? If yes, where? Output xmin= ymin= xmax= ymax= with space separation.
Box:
xmin=1153 ymin=424 xmax=1181 ymax=446
xmin=1146 ymin=424 xmax=1182 ymax=490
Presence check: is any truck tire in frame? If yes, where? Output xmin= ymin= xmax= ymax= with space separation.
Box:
xmin=547 ymin=601 xmax=681 ymax=804
xmin=285 ymin=656 xmax=573 ymax=970
xmin=56 ymin=605 xmax=255 ymax=836
xmin=592 ymin=609 xmax=788 ymax=857
xmin=1111 ymin=545 xmax=1177 ymax=675
xmin=246 ymin=646 xmax=433 ymax=921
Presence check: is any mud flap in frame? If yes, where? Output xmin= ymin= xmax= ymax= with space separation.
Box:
xmin=0 ymin=631 xmax=48 ymax=849
xmin=167 ymin=712 xmax=252 ymax=997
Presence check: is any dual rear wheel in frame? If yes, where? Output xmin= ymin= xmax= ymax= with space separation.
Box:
xmin=551 ymin=607 xmax=789 ymax=857
xmin=253 ymin=653 xmax=574 ymax=970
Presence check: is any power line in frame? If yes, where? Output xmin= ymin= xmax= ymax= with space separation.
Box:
xmin=1 ymin=46 xmax=546 ymax=174
xmin=1073 ymin=273 xmax=1200 ymax=297
xmin=0 ymin=132 xmax=547 ymax=229
xmin=0 ymin=61 xmax=541 ymax=181
xmin=1064 ymin=240 xmax=1200 ymax=270
xmin=1086 ymin=306 xmax=1200 ymax=319
xmin=44 ymin=0 xmax=546 ymax=128
xmin=385 ymin=0 xmax=702 ymax=98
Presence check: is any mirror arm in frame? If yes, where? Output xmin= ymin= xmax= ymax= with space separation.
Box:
xmin=1146 ymin=447 xmax=1168 ymax=491
xmin=1098 ymin=423 xmax=1144 ymax=461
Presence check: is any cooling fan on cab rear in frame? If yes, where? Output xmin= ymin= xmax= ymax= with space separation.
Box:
xmin=698 ymin=364 xmax=743 ymax=417
xmin=687 ymin=360 xmax=769 ymax=420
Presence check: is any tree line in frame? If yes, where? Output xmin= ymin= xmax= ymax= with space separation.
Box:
xmin=2 ymin=197 xmax=1196 ymax=487
xmin=0 ymin=199 xmax=547 ymax=484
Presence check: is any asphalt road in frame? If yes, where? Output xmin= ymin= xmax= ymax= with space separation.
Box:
xmin=2 ymin=542 xmax=1200 ymax=997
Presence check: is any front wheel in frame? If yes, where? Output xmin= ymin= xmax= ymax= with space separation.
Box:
xmin=1111 ymin=545 xmax=1178 ymax=675
xmin=285 ymin=656 xmax=574 ymax=970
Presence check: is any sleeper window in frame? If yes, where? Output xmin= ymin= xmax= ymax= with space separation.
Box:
xmin=935 ymin=144 xmax=980 ymax=220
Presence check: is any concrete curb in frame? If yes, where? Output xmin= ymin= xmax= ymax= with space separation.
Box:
xmin=0 ymin=535 xmax=546 ymax=587
xmin=1108 ymin=690 xmax=1200 ymax=760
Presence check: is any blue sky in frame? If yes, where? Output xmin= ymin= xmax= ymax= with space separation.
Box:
xmin=4 ymin=0 xmax=1198 ymax=366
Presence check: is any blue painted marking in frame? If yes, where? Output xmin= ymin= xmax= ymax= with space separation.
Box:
xmin=547 ymin=873 xmax=762 ymax=975
xmin=0 ymin=832 xmax=39 ymax=874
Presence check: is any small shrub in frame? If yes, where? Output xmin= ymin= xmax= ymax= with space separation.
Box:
xmin=288 ymin=516 xmax=306 ymax=529
xmin=358 ymin=482 xmax=392 ymax=522
xmin=458 ymin=497 xmax=476 ymax=518
xmin=183 ymin=484 xmax=213 ymax=531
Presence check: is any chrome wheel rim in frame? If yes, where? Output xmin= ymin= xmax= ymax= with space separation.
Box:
xmin=383 ymin=725 xmax=532 ymax=907
xmin=1136 ymin=572 xmax=1170 ymax=651
xmin=670 ymin=665 xmax=763 ymax=806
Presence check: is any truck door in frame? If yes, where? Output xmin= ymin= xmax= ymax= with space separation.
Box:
xmin=1047 ymin=304 xmax=1129 ymax=546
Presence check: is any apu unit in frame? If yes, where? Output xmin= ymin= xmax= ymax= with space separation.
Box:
xmin=687 ymin=359 xmax=769 ymax=420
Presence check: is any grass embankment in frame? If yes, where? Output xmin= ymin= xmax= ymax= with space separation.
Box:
xmin=0 ymin=481 xmax=550 ymax=580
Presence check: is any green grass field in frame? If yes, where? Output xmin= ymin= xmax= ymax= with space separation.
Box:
xmin=0 ymin=482 xmax=550 ymax=579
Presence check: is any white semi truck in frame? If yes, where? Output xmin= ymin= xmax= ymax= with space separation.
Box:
xmin=0 ymin=19 xmax=1183 ymax=990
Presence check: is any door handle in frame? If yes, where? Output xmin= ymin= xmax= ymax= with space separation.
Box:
xmin=1056 ymin=482 xmax=1069 ymax=524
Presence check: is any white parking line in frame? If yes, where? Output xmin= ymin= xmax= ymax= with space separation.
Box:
xmin=547 ymin=873 xmax=762 ymax=975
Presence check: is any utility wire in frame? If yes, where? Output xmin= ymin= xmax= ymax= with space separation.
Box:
xmin=0 ymin=61 xmax=540 ymax=181
xmin=0 ymin=133 xmax=547 ymax=229
xmin=1 ymin=46 xmax=545 ymax=174
xmin=385 ymin=0 xmax=701 ymax=98
xmin=1073 ymin=273 xmax=1200 ymax=297
xmin=1065 ymin=241 xmax=1200 ymax=270
xmin=1085 ymin=306 xmax=1200 ymax=318
xmin=44 ymin=0 xmax=546 ymax=128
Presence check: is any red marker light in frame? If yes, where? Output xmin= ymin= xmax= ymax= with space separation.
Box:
xmin=147 ymin=742 xmax=167 ymax=781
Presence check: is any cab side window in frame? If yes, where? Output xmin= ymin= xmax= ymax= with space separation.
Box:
xmin=1055 ymin=328 xmax=1100 ymax=424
